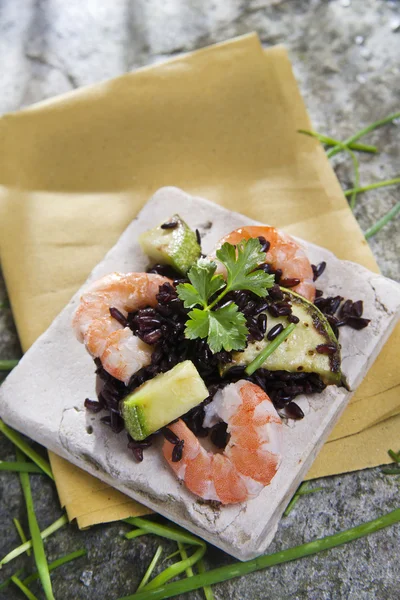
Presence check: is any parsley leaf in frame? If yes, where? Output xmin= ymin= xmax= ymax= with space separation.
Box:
xmin=184 ymin=303 xmax=248 ymax=353
xmin=177 ymin=260 xmax=225 ymax=308
xmin=216 ymin=238 xmax=274 ymax=296
xmin=185 ymin=308 xmax=210 ymax=339
xmin=207 ymin=304 xmax=248 ymax=353
xmin=177 ymin=238 xmax=274 ymax=353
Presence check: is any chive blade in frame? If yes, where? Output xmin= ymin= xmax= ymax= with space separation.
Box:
xmin=344 ymin=177 xmax=400 ymax=197
xmin=388 ymin=449 xmax=400 ymax=463
xmin=298 ymin=130 xmax=377 ymax=153
xmin=364 ymin=202 xmax=400 ymax=239
xmin=125 ymin=528 xmax=147 ymax=540
xmin=381 ymin=467 xmax=400 ymax=475
xmin=245 ymin=323 xmax=297 ymax=376
xmin=117 ymin=507 xmax=400 ymax=600
xmin=16 ymin=449 xmax=55 ymax=600
xmin=327 ymin=111 xmax=400 ymax=158
xmin=123 ymin=517 xmax=204 ymax=547
xmin=0 ymin=359 xmax=19 ymax=371
xmin=197 ymin=558 xmax=216 ymax=600
xmin=0 ymin=420 xmax=53 ymax=479
xmin=13 ymin=518 xmax=31 ymax=556
xmin=283 ymin=482 xmax=309 ymax=517
xmin=137 ymin=546 xmax=163 ymax=591
xmin=143 ymin=544 xmax=206 ymax=592
xmin=0 ymin=461 xmax=44 ymax=474
xmin=22 ymin=549 xmax=87 ymax=586
xmin=0 ymin=567 xmax=25 ymax=592
xmin=0 ymin=514 xmax=68 ymax=567
xmin=11 ymin=575 xmax=39 ymax=600
xmin=178 ymin=541 xmax=194 ymax=577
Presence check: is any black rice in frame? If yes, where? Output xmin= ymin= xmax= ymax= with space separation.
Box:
xmin=172 ymin=440 xmax=184 ymax=462
xmin=267 ymin=323 xmax=284 ymax=340
xmin=161 ymin=219 xmax=178 ymax=229
xmin=162 ymin=428 xmax=180 ymax=445
xmin=312 ymin=261 xmax=326 ymax=281
xmin=109 ymin=307 xmax=128 ymax=327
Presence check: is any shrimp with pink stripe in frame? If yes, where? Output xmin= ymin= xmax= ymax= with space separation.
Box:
xmin=216 ymin=225 xmax=316 ymax=302
xmin=72 ymin=272 xmax=170 ymax=384
xmin=162 ymin=381 xmax=283 ymax=505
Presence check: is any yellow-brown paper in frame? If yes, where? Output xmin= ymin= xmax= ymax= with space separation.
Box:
xmin=0 ymin=34 xmax=399 ymax=527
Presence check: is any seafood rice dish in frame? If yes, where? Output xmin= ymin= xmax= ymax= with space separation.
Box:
xmin=73 ymin=216 xmax=370 ymax=506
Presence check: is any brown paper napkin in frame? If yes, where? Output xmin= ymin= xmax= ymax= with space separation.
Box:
xmin=0 ymin=34 xmax=399 ymax=527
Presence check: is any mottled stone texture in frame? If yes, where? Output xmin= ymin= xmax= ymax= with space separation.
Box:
xmin=0 ymin=1 xmax=399 ymax=598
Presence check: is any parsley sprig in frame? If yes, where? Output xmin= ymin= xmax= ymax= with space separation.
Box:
xmin=177 ymin=238 xmax=274 ymax=353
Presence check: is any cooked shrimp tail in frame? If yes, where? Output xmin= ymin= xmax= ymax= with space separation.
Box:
xmin=216 ymin=226 xmax=316 ymax=302
xmin=72 ymin=272 xmax=170 ymax=384
xmin=162 ymin=381 xmax=283 ymax=504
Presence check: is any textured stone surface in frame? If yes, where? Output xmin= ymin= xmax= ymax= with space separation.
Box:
xmin=0 ymin=0 xmax=399 ymax=598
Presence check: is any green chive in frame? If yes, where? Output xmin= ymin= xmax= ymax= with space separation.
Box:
xmin=123 ymin=517 xmax=205 ymax=547
xmin=327 ymin=111 xmax=400 ymax=158
xmin=0 ymin=420 xmax=53 ymax=480
xmin=388 ymin=449 xmax=400 ymax=463
xmin=13 ymin=518 xmax=31 ymax=556
xmin=178 ymin=542 xmax=194 ymax=578
xmin=197 ymin=558 xmax=216 ymax=600
xmin=125 ymin=528 xmax=147 ymax=540
xmin=0 ymin=515 xmax=68 ymax=567
xmin=245 ymin=323 xmax=297 ymax=376
xmin=283 ymin=481 xmax=309 ymax=517
xmin=284 ymin=483 xmax=324 ymax=517
xmin=298 ymin=130 xmax=377 ymax=153
xmin=16 ymin=449 xmax=55 ymax=600
xmin=123 ymin=517 xmax=206 ymax=592
xmin=117 ymin=507 xmax=400 ymax=600
xmin=0 ymin=568 xmax=25 ymax=592
xmin=137 ymin=546 xmax=163 ymax=591
xmin=381 ymin=467 xmax=400 ymax=475
xmin=0 ymin=359 xmax=19 ymax=371
xmin=364 ymin=202 xmax=400 ymax=239
xmin=143 ymin=545 xmax=206 ymax=592
xmin=344 ymin=177 xmax=400 ymax=197
xmin=22 ymin=549 xmax=87 ymax=586
xmin=11 ymin=575 xmax=39 ymax=600
xmin=0 ymin=461 xmax=44 ymax=474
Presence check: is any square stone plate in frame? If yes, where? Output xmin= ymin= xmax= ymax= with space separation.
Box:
xmin=1 ymin=187 xmax=400 ymax=560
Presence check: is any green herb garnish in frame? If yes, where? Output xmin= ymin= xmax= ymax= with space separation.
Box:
xmin=0 ymin=359 xmax=19 ymax=371
xmin=0 ymin=514 xmax=68 ymax=567
xmin=0 ymin=461 xmax=44 ymax=474
xmin=344 ymin=177 xmax=400 ymax=197
xmin=327 ymin=111 xmax=400 ymax=158
xmin=13 ymin=518 xmax=31 ymax=556
xmin=244 ymin=323 xmax=297 ymax=376
xmin=11 ymin=575 xmax=39 ymax=600
xmin=0 ymin=420 xmax=54 ymax=480
xmin=298 ymin=129 xmax=377 ymax=154
xmin=16 ymin=449 xmax=55 ymax=600
xmin=118 ymin=507 xmax=400 ymax=600
xmin=137 ymin=545 xmax=163 ymax=591
xmin=177 ymin=239 xmax=274 ymax=353
xmin=365 ymin=202 xmax=400 ymax=239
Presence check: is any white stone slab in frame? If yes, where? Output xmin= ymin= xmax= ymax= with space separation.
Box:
xmin=1 ymin=187 xmax=400 ymax=560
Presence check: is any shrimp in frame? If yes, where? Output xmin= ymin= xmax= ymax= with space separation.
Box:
xmin=216 ymin=226 xmax=316 ymax=302
xmin=72 ymin=272 xmax=170 ymax=384
xmin=162 ymin=381 xmax=283 ymax=505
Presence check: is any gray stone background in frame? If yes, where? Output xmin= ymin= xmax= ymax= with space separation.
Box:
xmin=0 ymin=0 xmax=399 ymax=598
